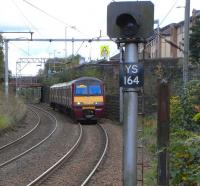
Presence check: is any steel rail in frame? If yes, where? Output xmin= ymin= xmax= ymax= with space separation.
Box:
xmin=0 ymin=105 xmax=58 ymax=168
xmin=80 ymin=124 xmax=109 ymax=186
xmin=0 ymin=106 xmax=41 ymax=151
xmin=26 ymin=123 xmax=83 ymax=186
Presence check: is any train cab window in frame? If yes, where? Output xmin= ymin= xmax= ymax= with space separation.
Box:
xmin=75 ymin=85 xmax=88 ymax=95
xmin=89 ymin=85 xmax=102 ymax=95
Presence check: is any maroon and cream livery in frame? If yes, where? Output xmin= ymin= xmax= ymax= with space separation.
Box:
xmin=50 ymin=77 xmax=105 ymax=122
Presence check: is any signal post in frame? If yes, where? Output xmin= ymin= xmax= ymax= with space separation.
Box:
xmin=107 ymin=2 xmax=154 ymax=185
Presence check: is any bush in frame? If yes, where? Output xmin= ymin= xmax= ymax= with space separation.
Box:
xmin=185 ymin=80 xmax=200 ymax=105
xmin=193 ymin=112 xmax=200 ymax=123
xmin=170 ymin=80 xmax=200 ymax=132
xmin=170 ymin=130 xmax=200 ymax=185
xmin=0 ymin=92 xmax=27 ymax=130
xmin=0 ymin=115 xmax=9 ymax=129
xmin=170 ymin=96 xmax=183 ymax=131
xmin=170 ymin=80 xmax=200 ymax=185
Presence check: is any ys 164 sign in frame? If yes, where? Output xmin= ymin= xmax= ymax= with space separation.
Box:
xmin=120 ymin=63 xmax=144 ymax=88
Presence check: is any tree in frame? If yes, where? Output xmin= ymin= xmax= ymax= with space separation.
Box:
xmin=38 ymin=54 xmax=84 ymax=86
xmin=43 ymin=54 xmax=82 ymax=76
xmin=189 ymin=19 xmax=200 ymax=64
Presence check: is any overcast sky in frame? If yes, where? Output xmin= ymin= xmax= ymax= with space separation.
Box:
xmin=0 ymin=0 xmax=200 ymax=75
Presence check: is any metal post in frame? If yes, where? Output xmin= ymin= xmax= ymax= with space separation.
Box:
xmin=183 ymin=0 xmax=190 ymax=88
xmin=53 ymin=50 xmax=56 ymax=72
xmin=157 ymin=79 xmax=170 ymax=186
xmin=72 ymin=38 xmax=74 ymax=56
xmin=123 ymin=43 xmax=138 ymax=186
xmin=15 ymin=65 xmax=18 ymax=97
xmin=65 ymin=27 xmax=67 ymax=58
xmin=120 ymin=44 xmax=124 ymax=123
xmin=4 ymin=40 xmax=9 ymax=96
xmin=157 ymin=20 xmax=160 ymax=58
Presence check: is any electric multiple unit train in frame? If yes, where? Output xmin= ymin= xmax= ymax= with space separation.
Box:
xmin=49 ymin=77 xmax=105 ymax=122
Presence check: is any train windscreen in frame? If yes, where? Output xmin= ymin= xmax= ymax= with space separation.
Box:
xmin=88 ymin=85 xmax=101 ymax=95
xmin=75 ymin=85 xmax=88 ymax=95
xmin=75 ymin=84 xmax=102 ymax=95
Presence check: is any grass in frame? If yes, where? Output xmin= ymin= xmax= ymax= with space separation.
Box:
xmin=138 ymin=114 xmax=157 ymax=185
xmin=0 ymin=91 xmax=27 ymax=131
xmin=0 ymin=115 xmax=9 ymax=129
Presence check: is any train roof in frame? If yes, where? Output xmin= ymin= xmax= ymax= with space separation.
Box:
xmin=50 ymin=77 xmax=103 ymax=89
xmin=50 ymin=82 xmax=67 ymax=88
xmin=72 ymin=77 xmax=102 ymax=83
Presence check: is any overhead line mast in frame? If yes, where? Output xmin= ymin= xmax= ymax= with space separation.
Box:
xmin=4 ymin=38 xmax=111 ymax=42
xmin=183 ymin=0 xmax=190 ymax=89
xmin=2 ymin=36 xmax=112 ymax=96
xmin=1 ymin=31 xmax=34 ymax=96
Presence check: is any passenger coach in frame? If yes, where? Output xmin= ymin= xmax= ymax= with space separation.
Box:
xmin=50 ymin=77 xmax=105 ymax=122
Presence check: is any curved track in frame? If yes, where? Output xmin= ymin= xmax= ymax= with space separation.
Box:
xmin=0 ymin=105 xmax=57 ymax=168
xmin=81 ymin=123 xmax=109 ymax=186
xmin=27 ymin=120 xmax=109 ymax=186
xmin=0 ymin=106 xmax=40 ymax=151
xmin=0 ymin=104 xmax=109 ymax=185
xmin=27 ymin=123 xmax=83 ymax=186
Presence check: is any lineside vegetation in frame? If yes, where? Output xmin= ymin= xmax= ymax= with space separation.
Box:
xmin=0 ymin=92 xmax=27 ymax=131
xmin=170 ymin=80 xmax=200 ymax=185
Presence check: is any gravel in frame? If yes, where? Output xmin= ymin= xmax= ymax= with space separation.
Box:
xmin=0 ymin=104 xmax=152 ymax=186
xmin=0 ymin=105 xmax=80 ymax=186
xmin=87 ymin=119 xmax=123 ymax=186
xmin=41 ymin=124 xmax=104 ymax=186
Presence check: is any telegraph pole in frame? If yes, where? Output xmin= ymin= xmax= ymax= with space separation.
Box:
xmin=183 ymin=0 xmax=190 ymax=88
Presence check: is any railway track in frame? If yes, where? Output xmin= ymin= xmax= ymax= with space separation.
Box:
xmin=0 ymin=104 xmax=110 ymax=185
xmin=27 ymin=104 xmax=109 ymax=186
xmin=27 ymin=124 xmax=108 ymax=186
xmin=0 ymin=105 xmax=57 ymax=168
xmin=0 ymin=106 xmax=41 ymax=151
xmin=80 ymin=124 xmax=108 ymax=186
xmin=27 ymin=123 xmax=83 ymax=186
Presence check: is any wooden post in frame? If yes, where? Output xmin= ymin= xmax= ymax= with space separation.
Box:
xmin=157 ymin=79 xmax=170 ymax=186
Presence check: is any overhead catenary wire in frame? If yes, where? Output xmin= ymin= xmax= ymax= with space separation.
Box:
xmin=75 ymin=41 xmax=85 ymax=56
xmin=12 ymin=0 xmax=43 ymax=36
xmin=9 ymin=42 xmax=32 ymax=72
xmin=22 ymin=0 xmax=83 ymax=34
xmin=144 ymin=0 xmax=185 ymax=54
xmin=159 ymin=0 xmax=179 ymax=26
xmin=145 ymin=27 xmax=185 ymax=55
xmin=11 ymin=0 xmax=31 ymax=32
xmin=11 ymin=0 xmax=43 ymax=37
xmin=9 ymin=41 xmax=30 ymax=56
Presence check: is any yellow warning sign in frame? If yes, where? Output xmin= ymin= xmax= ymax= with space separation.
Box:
xmin=100 ymin=45 xmax=110 ymax=59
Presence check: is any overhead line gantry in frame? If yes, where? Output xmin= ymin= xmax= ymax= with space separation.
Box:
xmin=3 ymin=36 xmax=113 ymax=96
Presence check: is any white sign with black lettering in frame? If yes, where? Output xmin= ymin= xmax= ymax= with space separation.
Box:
xmin=120 ymin=63 xmax=144 ymax=88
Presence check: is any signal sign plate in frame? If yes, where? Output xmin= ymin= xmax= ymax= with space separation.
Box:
xmin=120 ymin=63 xmax=144 ymax=88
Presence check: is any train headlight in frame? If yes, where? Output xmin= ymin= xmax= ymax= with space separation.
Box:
xmin=75 ymin=102 xmax=84 ymax=106
xmin=94 ymin=102 xmax=103 ymax=105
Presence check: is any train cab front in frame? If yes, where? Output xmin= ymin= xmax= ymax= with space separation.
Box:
xmin=73 ymin=83 xmax=104 ymax=122
xmin=73 ymin=102 xmax=104 ymax=121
